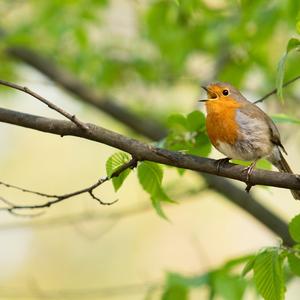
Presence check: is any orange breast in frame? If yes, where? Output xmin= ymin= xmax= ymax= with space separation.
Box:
xmin=205 ymin=98 xmax=241 ymax=147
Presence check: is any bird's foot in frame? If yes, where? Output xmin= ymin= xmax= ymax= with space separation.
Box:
xmin=215 ymin=157 xmax=231 ymax=173
xmin=241 ymin=160 xmax=258 ymax=193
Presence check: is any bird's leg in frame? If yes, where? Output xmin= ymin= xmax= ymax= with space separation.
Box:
xmin=215 ymin=157 xmax=231 ymax=173
xmin=242 ymin=159 xmax=258 ymax=193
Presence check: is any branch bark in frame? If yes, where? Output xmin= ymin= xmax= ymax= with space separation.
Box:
xmin=0 ymin=107 xmax=299 ymax=191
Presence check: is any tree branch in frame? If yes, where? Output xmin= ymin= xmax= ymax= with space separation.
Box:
xmin=5 ymin=46 xmax=295 ymax=246
xmin=0 ymin=107 xmax=299 ymax=192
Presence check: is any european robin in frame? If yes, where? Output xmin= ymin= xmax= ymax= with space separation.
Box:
xmin=200 ymin=82 xmax=300 ymax=200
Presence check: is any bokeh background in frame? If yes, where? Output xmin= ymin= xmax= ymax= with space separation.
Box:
xmin=0 ymin=0 xmax=299 ymax=299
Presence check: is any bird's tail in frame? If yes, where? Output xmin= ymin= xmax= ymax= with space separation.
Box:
xmin=269 ymin=148 xmax=300 ymax=200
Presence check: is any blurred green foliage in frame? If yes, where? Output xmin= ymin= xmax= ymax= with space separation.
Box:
xmin=164 ymin=110 xmax=211 ymax=157
xmin=1 ymin=1 xmax=300 ymax=300
xmin=1 ymin=0 xmax=299 ymax=91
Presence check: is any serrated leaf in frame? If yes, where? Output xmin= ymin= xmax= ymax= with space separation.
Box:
xmin=289 ymin=214 xmax=300 ymax=243
xmin=242 ymin=256 xmax=256 ymax=277
xmin=253 ymin=249 xmax=285 ymax=300
xmin=287 ymin=252 xmax=300 ymax=276
xmin=186 ymin=110 xmax=205 ymax=132
xmin=106 ymin=152 xmax=131 ymax=191
xmin=137 ymin=161 xmax=163 ymax=195
xmin=106 ymin=152 xmax=130 ymax=177
xmin=276 ymin=38 xmax=300 ymax=101
xmin=272 ymin=114 xmax=300 ymax=125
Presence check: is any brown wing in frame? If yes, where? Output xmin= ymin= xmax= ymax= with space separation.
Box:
xmin=239 ymin=102 xmax=288 ymax=155
xmin=266 ymin=114 xmax=287 ymax=155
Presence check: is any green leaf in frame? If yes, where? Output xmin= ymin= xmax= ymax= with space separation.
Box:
xmin=137 ymin=161 xmax=163 ymax=195
xmin=213 ymin=272 xmax=247 ymax=300
xmin=286 ymin=38 xmax=300 ymax=53
xmin=162 ymin=272 xmax=209 ymax=300
xmin=106 ymin=152 xmax=131 ymax=191
xmin=186 ymin=110 xmax=205 ymax=132
xmin=151 ymin=186 xmax=174 ymax=219
xmin=242 ymin=256 xmax=256 ymax=276
xmin=253 ymin=248 xmax=285 ymax=300
xmin=276 ymin=54 xmax=287 ymax=100
xmin=112 ymin=169 xmax=130 ymax=192
xmin=187 ymin=133 xmax=211 ymax=157
xmin=256 ymin=159 xmax=272 ymax=171
xmin=106 ymin=152 xmax=130 ymax=177
xmin=276 ymin=38 xmax=300 ymax=100
xmin=166 ymin=272 xmax=209 ymax=288
xmin=151 ymin=196 xmax=168 ymax=220
xmin=177 ymin=168 xmax=186 ymax=176
xmin=289 ymin=214 xmax=300 ymax=243
xmin=231 ymin=159 xmax=271 ymax=171
xmin=138 ymin=161 xmax=172 ymax=218
xmin=223 ymin=254 xmax=255 ymax=271
xmin=272 ymin=114 xmax=300 ymax=125
xmin=288 ymin=252 xmax=300 ymax=276
xmin=167 ymin=113 xmax=188 ymax=132
xmin=161 ymin=285 xmax=188 ymax=300
xmin=297 ymin=21 xmax=300 ymax=34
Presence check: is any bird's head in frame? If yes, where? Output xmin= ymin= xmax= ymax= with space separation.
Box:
xmin=199 ymin=82 xmax=245 ymax=104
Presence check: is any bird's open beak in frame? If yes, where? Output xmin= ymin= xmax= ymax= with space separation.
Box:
xmin=199 ymin=86 xmax=208 ymax=102
xmin=199 ymin=85 xmax=218 ymax=102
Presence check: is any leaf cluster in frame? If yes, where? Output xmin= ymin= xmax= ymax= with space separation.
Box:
xmin=159 ymin=214 xmax=300 ymax=300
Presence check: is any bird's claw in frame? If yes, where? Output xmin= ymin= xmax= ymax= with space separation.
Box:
xmin=241 ymin=161 xmax=257 ymax=193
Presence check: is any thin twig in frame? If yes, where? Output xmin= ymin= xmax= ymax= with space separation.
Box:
xmin=0 ymin=157 xmax=137 ymax=213
xmin=0 ymin=181 xmax=58 ymax=198
xmin=254 ymin=75 xmax=300 ymax=103
xmin=0 ymin=186 xmax=208 ymax=231
xmin=0 ymin=79 xmax=89 ymax=130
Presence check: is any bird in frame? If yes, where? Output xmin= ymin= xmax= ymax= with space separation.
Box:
xmin=200 ymin=81 xmax=300 ymax=200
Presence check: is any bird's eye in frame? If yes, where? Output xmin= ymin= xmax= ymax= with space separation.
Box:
xmin=222 ymin=89 xmax=229 ymax=96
